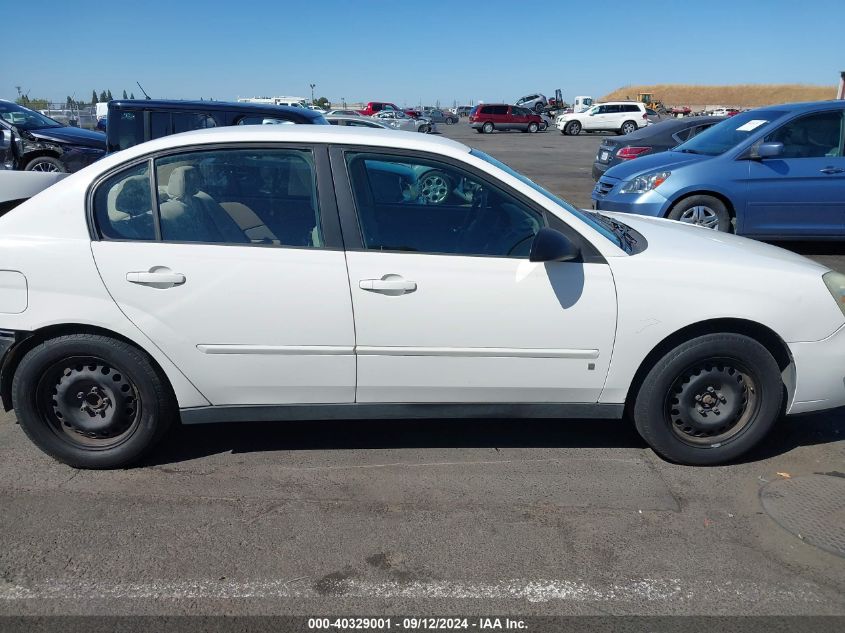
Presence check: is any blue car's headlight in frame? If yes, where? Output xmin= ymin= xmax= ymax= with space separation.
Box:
xmin=619 ymin=170 xmax=671 ymax=194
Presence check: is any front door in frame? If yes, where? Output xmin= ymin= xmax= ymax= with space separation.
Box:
xmin=90 ymin=146 xmax=356 ymax=406
xmin=333 ymin=149 xmax=617 ymax=403
xmin=744 ymin=109 xmax=845 ymax=236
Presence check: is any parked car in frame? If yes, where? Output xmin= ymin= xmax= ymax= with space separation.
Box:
xmin=326 ymin=115 xmax=392 ymax=129
xmin=325 ymin=110 xmax=362 ymax=116
xmin=469 ymin=105 xmax=544 ymax=133
xmin=2 ymin=125 xmax=844 ymax=469
xmin=557 ymin=102 xmax=648 ymax=136
xmin=592 ymin=101 xmax=845 ymax=238
xmin=106 ymin=99 xmax=327 ymax=153
xmin=356 ymin=102 xmax=402 ymax=117
xmin=0 ymin=100 xmax=106 ymax=173
xmin=515 ymin=94 xmax=547 ymax=114
xmin=421 ymin=109 xmax=458 ymax=125
xmin=373 ymin=110 xmax=434 ymax=133
xmin=452 ymin=106 xmax=473 ymax=117
xmin=592 ymin=116 xmax=725 ymax=180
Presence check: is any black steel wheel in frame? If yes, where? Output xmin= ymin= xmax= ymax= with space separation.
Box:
xmin=632 ymin=333 xmax=783 ymax=465
xmin=12 ymin=334 xmax=175 ymax=469
xmin=37 ymin=356 xmax=142 ymax=450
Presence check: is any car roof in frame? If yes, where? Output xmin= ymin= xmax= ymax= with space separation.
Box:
xmin=91 ymin=125 xmax=471 ymax=169
xmin=108 ymin=99 xmax=325 ymax=121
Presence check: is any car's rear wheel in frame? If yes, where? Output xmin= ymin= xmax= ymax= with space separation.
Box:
xmin=24 ymin=156 xmax=66 ymax=173
xmin=482 ymin=121 xmax=494 ymax=134
xmin=619 ymin=120 xmax=637 ymax=135
xmin=668 ymin=195 xmax=732 ymax=232
xmin=446 ymin=117 xmax=455 ymax=125
xmin=528 ymin=122 xmax=539 ymax=133
xmin=12 ymin=334 xmax=175 ymax=469
xmin=632 ymin=333 xmax=783 ymax=465
xmin=565 ymin=121 xmax=581 ymax=135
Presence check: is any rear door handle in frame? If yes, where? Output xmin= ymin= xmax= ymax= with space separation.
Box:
xmin=359 ymin=276 xmax=417 ymax=294
xmin=820 ymin=167 xmax=844 ymax=174
xmin=126 ymin=269 xmax=186 ymax=287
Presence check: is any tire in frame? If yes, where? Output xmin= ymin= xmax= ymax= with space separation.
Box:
xmin=620 ymin=120 xmax=637 ymax=135
xmin=565 ymin=121 xmax=581 ymax=135
xmin=534 ymin=103 xmax=544 ymax=114
xmin=667 ymin=195 xmax=732 ymax=232
xmin=445 ymin=117 xmax=455 ymax=125
xmin=11 ymin=334 xmax=175 ymax=469
xmin=527 ymin=122 xmax=539 ymax=133
xmin=418 ymin=124 xmax=431 ymax=134
xmin=24 ymin=156 xmax=66 ymax=173
xmin=418 ymin=170 xmax=452 ymax=205
xmin=482 ymin=121 xmax=494 ymax=134
xmin=632 ymin=333 xmax=783 ymax=465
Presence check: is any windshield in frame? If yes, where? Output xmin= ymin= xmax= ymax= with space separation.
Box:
xmin=470 ymin=149 xmax=623 ymax=250
xmin=673 ymin=109 xmax=786 ymax=156
xmin=0 ymin=101 xmax=63 ymax=130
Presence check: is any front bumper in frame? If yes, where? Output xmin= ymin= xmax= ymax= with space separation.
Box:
xmin=787 ymin=323 xmax=845 ymax=415
xmin=591 ymin=179 xmax=669 ymax=216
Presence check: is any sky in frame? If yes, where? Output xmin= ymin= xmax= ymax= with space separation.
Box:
xmin=1 ymin=0 xmax=841 ymax=107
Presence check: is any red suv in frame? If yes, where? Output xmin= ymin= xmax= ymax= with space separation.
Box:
xmin=469 ymin=104 xmax=545 ymax=133
xmin=356 ymin=102 xmax=401 ymax=117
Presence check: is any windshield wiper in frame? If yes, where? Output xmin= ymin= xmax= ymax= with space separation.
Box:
xmin=586 ymin=211 xmax=637 ymax=252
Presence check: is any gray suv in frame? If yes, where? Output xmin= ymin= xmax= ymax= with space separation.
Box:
xmin=515 ymin=94 xmax=547 ymax=114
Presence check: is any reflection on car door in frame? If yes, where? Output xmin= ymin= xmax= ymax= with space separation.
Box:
xmin=90 ymin=146 xmax=356 ymax=406
xmin=333 ymin=149 xmax=618 ymax=403
xmin=744 ymin=110 xmax=845 ymax=236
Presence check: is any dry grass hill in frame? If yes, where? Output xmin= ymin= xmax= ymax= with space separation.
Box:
xmin=600 ymin=84 xmax=837 ymax=109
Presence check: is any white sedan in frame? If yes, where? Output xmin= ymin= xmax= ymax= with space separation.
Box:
xmin=0 ymin=125 xmax=843 ymax=469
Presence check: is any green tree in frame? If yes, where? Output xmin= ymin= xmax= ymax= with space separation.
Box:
xmin=99 ymin=90 xmax=108 ymax=102
xmin=106 ymin=90 xmax=113 ymax=101
xmin=122 ymin=90 xmax=128 ymax=99
xmin=315 ymin=96 xmax=330 ymax=109
xmin=130 ymin=92 xmax=135 ymax=99
xmin=92 ymin=90 xmax=98 ymax=104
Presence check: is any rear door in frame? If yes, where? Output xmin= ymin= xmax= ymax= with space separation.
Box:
xmin=744 ymin=109 xmax=845 ymax=237
xmin=90 ymin=144 xmax=356 ymax=406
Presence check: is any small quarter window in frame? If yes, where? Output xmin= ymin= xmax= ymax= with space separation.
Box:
xmin=93 ymin=162 xmax=156 ymax=241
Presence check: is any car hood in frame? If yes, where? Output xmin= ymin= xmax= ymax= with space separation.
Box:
xmin=604 ymin=211 xmax=828 ymax=273
xmin=29 ymin=126 xmax=107 ymax=149
xmin=602 ymin=150 xmax=710 ymax=181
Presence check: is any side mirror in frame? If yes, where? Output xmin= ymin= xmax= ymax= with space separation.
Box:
xmin=757 ymin=142 xmax=783 ymax=159
xmin=529 ymin=228 xmax=580 ymax=263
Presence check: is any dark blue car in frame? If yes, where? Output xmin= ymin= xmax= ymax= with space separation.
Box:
xmin=592 ymin=101 xmax=845 ymax=238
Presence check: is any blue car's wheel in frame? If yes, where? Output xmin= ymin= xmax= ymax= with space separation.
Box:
xmin=668 ymin=195 xmax=732 ymax=232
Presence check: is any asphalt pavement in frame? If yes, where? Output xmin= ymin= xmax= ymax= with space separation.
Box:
xmin=0 ymin=120 xmax=843 ymax=620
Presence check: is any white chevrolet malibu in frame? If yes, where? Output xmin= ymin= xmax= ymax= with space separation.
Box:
xmin=0 ymin=126 xmax=843 ymax=469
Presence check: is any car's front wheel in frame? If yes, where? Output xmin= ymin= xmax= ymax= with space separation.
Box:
xmin=24 ymin=156 xmax=66 ymax=173
xmin=12 ymin=334 xmax=175 ymax=469
xmin=565 ymin=121 xmax=581 ymax=135
xmin=632 ymin=333 xmax=783 ymax=465
xmin=668 ymin=195 xmax=732 ymax=232
xmin=527 ymin=122 xmax=539 ymax=133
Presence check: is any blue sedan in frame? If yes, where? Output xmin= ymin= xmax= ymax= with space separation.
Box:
xmin=592 ymin=101 xmax=845 ymax=238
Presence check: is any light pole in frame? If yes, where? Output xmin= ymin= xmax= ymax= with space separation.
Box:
xmin=310 ymin=83 xmax=316 ymax=105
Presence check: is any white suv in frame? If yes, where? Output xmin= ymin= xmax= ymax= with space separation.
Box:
xmin=557 ymin=101 xmax=648 ymax=136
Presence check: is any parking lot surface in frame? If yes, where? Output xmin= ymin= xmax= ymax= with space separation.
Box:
xmin=0 ymin=121 xmax=843 ymax=618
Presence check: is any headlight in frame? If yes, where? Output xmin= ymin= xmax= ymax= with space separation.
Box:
xmin=823 ymin=271 xmax=845 ymax=317
xmin=619 ymin=171 xmax=671 ymax=194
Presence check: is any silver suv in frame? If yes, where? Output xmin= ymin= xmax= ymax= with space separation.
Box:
xmin=515 ymin=94 xmax=547 ymax=114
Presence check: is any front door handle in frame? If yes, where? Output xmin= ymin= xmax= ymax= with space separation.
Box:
xmin=359 ymin=276 xmax=417 ymax=295
xmin=126 ymin=268 xmax=186 ymax=287
xmin=820 ymin=167 xmax=844 ymax=174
